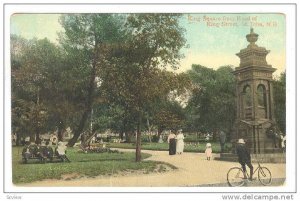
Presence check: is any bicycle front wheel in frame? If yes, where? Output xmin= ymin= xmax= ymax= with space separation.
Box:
xmin=227 ymin=167 xmax=245 ymax=187
xmin=258 ymin=167 xmax=272 ymax=186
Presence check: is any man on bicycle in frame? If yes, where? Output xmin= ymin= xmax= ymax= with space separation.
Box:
xmin=236 ymin=138 xmax=254 ymax=180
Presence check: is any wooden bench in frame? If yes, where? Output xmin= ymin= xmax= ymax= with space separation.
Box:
xmin=22 ymin=145 xmax=65 ymax=164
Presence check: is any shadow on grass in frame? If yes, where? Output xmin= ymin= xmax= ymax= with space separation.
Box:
xmin=18 ymin=158 xmax=128 ymax=165
xmin=76 ymin=158 xmax=127 ymax=162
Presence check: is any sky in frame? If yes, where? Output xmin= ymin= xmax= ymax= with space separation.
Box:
xmin=10 ymin=13 xmax=285 ymax=76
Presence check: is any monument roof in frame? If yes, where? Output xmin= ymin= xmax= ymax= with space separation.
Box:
xmin=236 ymin=28 xmax=271 ymax=68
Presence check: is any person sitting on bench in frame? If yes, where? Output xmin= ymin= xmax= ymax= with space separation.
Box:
xmin=41 ymin=141 xmax=54 ymax=160
xmin=22 ymin=142 xmax=36 ymax=162
xmin=55 ymin=141 xmax=71 ymax=162
xmin=36 ymin=142 xmax=47 ymax=162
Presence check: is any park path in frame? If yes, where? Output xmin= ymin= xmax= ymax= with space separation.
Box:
xmin=22 ymin=149 xmax=286 ymax=187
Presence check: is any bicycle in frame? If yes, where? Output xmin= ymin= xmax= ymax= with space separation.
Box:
xmin=227 ymin=161 xmax=272 ymax=187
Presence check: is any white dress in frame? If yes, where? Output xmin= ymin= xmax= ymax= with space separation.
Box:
xmin=281 ymin=135 xmax=286 ymax=148
xmin=57 ymin=143 xmax=67 ymax=155
xmin=176 ymin=133 xmax=185 ymax=154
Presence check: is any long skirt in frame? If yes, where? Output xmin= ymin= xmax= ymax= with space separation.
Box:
xmin=169 ymin=138 xmax=176 ymax=155
xmin=176 ymin=140 xmax=184 ymax=154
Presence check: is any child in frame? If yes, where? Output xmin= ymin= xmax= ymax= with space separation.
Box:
xmin=205 ymin=143 xmax=212 ymax=161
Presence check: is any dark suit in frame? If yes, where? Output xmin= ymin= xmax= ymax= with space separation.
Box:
xmin=236 ymin=143 xmax=253 ymax=179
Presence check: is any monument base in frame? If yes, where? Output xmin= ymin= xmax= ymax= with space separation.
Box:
xmin=215 ymin=152 xmax=286 ymax=163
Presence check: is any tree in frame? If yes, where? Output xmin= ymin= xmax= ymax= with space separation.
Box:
xmin=273 ymin=72 xmax=286 ymax=133
xmin=11 ymin=36 xmax=63 ymax=143
xmin=59 ymin=14 xmax=126 ymax=146
xmin=100 ymin=14 xmax=186 ymax=161
xmin=153 ymin=101 xmax=186 ymax=137
xmin=145 ymin=72 xmax=191 ymax=140
xmin=126 ymin=14 xmax=186 ymax=162
xmin=185 ymin=65 xmax=236 ymax=138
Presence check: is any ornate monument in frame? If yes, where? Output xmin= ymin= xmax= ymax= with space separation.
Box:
xmin=232 ymin=28 xmax=277 ymax=154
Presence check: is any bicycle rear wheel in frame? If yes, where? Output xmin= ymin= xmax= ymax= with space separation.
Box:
xmin=227 ymin=167 xmax=245 ymax=187
xmin=258 ymin=167 xmax=272 ymax=185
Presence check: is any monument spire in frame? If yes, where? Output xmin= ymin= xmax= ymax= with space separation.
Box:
xmin=246 ymin=27 xmax=259 ymax=48
xmin=236 ymin=28 xmax=271 ymax=68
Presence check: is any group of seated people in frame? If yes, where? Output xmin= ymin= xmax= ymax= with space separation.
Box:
xmin=22 ymin=141 xmax=70 ymax=163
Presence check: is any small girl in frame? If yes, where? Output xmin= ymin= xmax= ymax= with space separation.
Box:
xmin=205 ymin=143 xmax=212 ymax=161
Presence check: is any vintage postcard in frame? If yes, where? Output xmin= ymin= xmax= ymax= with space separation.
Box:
xmin=1 ymin=1 xmax=298 ymax=201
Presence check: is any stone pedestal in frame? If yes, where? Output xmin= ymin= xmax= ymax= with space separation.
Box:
xmin=231 ymin=28 xmax=277 ymax=154
xmin=216 ymin=153 xmax=285 ymax=163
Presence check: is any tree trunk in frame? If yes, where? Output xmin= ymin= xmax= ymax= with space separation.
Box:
xmin=146 ymin=118 xmax=152 ymax=143
xmin=135 ymin=112 xmax=142 ymax=162
xmin=67 ymin=43 xmax=98 ymax=147
xmin=212 ymin=130 xmax=217 ymax=141
xmin=125 ymin=132 xmax=132 ymax=143
xmin=35 ymin=131 xmax=40 ymax=144
xmin=57 ymin=121 xmax=65 ymax=142
xmin=68 ymin=108 xmax=91 ymax=146
xmin=16 ymin=132 xmax=20 ymax=146
xmin=119 ymin=131 xmax=124 ymax=140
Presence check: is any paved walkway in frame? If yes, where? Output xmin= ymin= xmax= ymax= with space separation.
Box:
xmin=23 ymin=149 xmax=286 ymax=187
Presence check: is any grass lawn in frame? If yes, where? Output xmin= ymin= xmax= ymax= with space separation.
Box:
xmin=12 ymin=146 xmax=175 ymax=184
xmin=107 ymin=142 xmax=232 ymax=153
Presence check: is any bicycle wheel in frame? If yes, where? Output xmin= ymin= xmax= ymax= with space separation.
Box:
xmin=258 ymin=167 xmax=272 ymax=186
xmin=227 ymin=167 xmax=246 ymax=187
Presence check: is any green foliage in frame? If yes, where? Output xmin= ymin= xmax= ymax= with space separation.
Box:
xmin=11 ymin=15 xmax=239 ymax=154
xmin=11 ymin=36 xmax=68 ymax=141
xmin=59 ymin=14 xmax=128 ymax=146
xmin=185 ymin=65 xmax=236 ymax=135
xmin=152 ymin=100 xmax=186 ymax=132
xmin=273 ymin=72 xmax=286 ymax=133
xmin=124 ymin=14 xmax=186 ymax=69
xmin=97 ymin=14 xmax=187 ymax=161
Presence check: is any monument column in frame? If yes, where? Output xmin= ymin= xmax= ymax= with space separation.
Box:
xmin=232 ymin=28 xmax=277 ymax=153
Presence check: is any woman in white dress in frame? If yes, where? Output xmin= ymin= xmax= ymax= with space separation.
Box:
xmin=56 ymin=141 xmax=71 ymax=162
xmin=176 ymin=129 xmax=185 ymax=154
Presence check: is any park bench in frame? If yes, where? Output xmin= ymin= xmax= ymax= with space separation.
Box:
xmin=21 ymin=145 xmax=66 ymax=164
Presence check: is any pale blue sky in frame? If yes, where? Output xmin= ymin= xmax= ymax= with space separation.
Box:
xmin=11 ymin=13 xmax=285 ymax=75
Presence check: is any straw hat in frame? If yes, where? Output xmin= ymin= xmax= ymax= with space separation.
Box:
xmin=206 ymin=143 xmax=211 ymax=147
xmin=237 ymin=139 xmax=245 ymax=144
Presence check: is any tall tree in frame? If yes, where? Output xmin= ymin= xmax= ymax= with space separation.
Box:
xmin=11 ymin=36 xmax=63 ymax=143
xmin=101 ymin=14 xmax=186 ymax=161
xmin=59 ymin=14 xmax=126 ymax=146
xmin=185 ymin=65 xmax=236 ymax=138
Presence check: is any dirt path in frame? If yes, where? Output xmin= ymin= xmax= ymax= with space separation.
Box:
xmin=22 ymin=149 xmax=286 ymax=187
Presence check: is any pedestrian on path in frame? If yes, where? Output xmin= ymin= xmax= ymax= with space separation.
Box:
xmin=205 ymin=143 xmax=212 ymax=161
xmin=167 ymin=130 xmax=176 ymax=155
xmin=176 ymin=129 xmax=185 ymax=154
